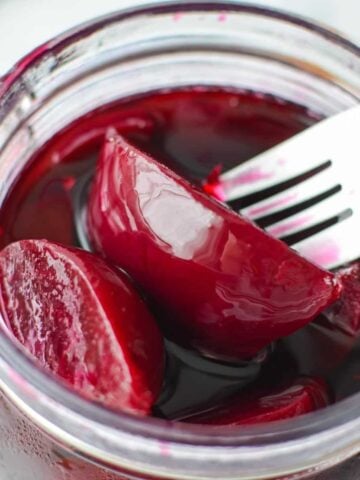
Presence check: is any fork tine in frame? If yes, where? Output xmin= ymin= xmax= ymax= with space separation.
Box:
xmin=221 ymin=131 xmax=334 ymax=202
xmin=293 ymin=215 xmax=359 ymax=269
xmin=217 ymin=104 xmax=360 ymax=269
xmin=221 ymin=155 xmax=329 ymax=202
xmin=241 ymin=168 xmax=338 ymax=221
xmin=221 ymin=105 xmax=360 ymax=202
xmin=265 ymin=191 xmax=350 ymax=240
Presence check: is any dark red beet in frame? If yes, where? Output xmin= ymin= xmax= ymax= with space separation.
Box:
xmin=181 ymin=377 xmax=329 ymax=426
xmin=0 ymin=239 xmax=164 ymax=415
xmin=87 ymin=131 xmax=341 ymax=361
xmin=325 ymin=262 xmax=360 ymax=335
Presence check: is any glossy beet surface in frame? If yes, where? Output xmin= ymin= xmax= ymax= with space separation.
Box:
xmin=181 ymin=377 xmax=329 ymax=425
xmin=0 ymin=239 xmax=164 ymax=415
xmin=327 ymin=264 xmax=360 ymax=335
xmin=87 ymin=131 xmax=341 ymax=361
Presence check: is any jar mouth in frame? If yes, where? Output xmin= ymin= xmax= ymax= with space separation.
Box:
xmin=1 ymin=1 xmax=360 ymax=478
xmin=1 ymin=0 xmax=360 ymax=99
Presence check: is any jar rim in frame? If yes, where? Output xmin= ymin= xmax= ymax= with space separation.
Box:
xmin=1 ymin=2 xmax=360 ymax=478
xmin=2 ymin=0 xmax=360 ymax=97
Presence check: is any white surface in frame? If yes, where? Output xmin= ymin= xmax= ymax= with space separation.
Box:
xmin=0 ymin=0 xmax=359 ymax=75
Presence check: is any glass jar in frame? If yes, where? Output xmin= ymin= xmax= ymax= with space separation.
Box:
xmin=1 ymin=2 xmax=360 ymax=479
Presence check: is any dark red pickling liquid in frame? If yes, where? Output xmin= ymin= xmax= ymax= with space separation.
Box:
xmin=0 ymin=87 xmax=359 ymax=422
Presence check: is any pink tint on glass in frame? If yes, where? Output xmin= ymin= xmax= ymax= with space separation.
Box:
xmin=0 ymin=43 xmax=50 ymax=97
xmin=7 ymin=368 xmax=37 ymax=399
xmin=159 ymin=442 xmax=171 ymax=457
xmin=173 ymin=12 xmax=183 ymax=22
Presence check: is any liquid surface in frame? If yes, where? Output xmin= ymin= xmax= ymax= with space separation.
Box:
xmin=0 ymin=88 xmax=359 ymax=421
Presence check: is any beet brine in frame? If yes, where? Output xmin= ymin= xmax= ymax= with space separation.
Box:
xmin=0 ymin=88 xmax=359 ymax=424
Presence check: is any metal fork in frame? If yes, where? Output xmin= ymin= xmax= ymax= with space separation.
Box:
xmin=219 ymin=104 xmax=360 ymax=270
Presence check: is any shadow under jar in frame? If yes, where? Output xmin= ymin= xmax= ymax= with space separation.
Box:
xmin=1 ymin=2 xmax=360 ymax=479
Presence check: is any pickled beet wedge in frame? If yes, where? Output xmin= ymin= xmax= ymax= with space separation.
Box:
xmin=181 ymin=377 xmax=329 ymax=426
xmin=326 ymin=262 xmax=360 ymax=335
xmin=87 ymin=131 xmax=341 ymax=361
xmin=0 ymin=239 xmax=164 ymax=415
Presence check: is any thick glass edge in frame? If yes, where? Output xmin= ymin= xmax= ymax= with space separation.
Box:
xmin=1 ymin=0 xmax=360 ymax=99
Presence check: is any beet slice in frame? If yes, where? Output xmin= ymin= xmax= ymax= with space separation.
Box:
xmin=0 ymin=239 xmax=164 ymax=415
xmin=181 ymin=377 xmax=329 ymax=426
xmin=87 ymin=131 xmax=341 ymax=361
xmin=326 ymin=262 xmax=360 ymax=335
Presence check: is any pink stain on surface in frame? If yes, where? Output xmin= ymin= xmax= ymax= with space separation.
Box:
xmin=301 ymin=240 xmax=340 ymax=267
xmin=7 ymin=368 xmax=37 ymax=398
xmin=277 ymin=158 xmax=287 ymax=166
xmin=218 ymin=12 xmax=227 ymax=22
xmin=247 ymin=193 xmax=298 ymax=217
xmin=227 ymin=167 xmax=273 ymax=189
xmin=269 ymin=215 xmax=311 ymax=238
xmin=159 ymin=442 xmax=171 ymax=457
xmin=173 ymin=12 xmax=183 ymax=22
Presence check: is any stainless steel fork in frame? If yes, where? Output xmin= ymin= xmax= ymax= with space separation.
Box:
xmin=219 ymin=105 xmax=360 ymax=270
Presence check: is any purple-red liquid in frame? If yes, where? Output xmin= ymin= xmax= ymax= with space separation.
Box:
xmin=0 ymin=88 xmax=359 ymax=422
